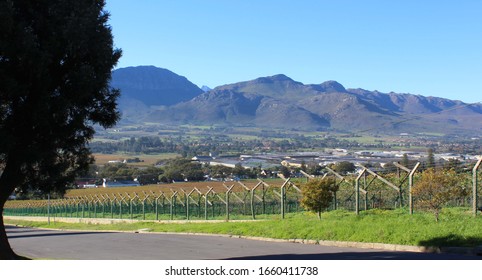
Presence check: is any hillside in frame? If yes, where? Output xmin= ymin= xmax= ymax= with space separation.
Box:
xmin=112 ymin=66 xmax=203 ymax=106
xmin=111 ymin=66 xmax=482 ymax=134
xmin=147 ymin=89 xmax=330 ymax=129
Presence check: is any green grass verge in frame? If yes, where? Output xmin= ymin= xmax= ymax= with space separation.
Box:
xmin=6 ymin=208 xmax=482 ymax=247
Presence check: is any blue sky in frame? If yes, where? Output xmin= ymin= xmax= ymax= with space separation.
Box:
xmin=105 ymin=0 xmax=482 ymax=103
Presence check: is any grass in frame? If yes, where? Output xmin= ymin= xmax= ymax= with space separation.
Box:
xmin=6 ymin=207 xmax=482 ymax=248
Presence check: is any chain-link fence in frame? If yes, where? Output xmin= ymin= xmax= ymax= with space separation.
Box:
xmin=4 ymin=179 xmax=303 ymax=221
xmin=5 ymin=159 xmax=482 ymax=220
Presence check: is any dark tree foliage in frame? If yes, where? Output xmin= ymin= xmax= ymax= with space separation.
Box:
xmin=0 ymin=0 xmax=121 ymax=259
xmin=233 ymin=163 xmax=246 ymax=177
xmin=279 ymin=165 xmax=291 ymax=178
xmin=331 ymin=161 xmax=356 ymax=175
xmin=160 ymin=158 xmax=205 ymax=183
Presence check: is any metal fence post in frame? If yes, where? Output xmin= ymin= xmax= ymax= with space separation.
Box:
xmin=409 ymin=162 xmax=421 ymax=215
xmin=47 ymin=193 xmax=51 ymax=225
xmin=130 ymin=199 xmax=133 ymax=220
xmin=281 ymin=185 xmax=285 ymax=219
xmin=355 ymin=169 xmax=366 ymax=215
xmin=170 ymin=192 xmax=177 ymax=220
xmin=110 ymin=199 xmax=114 ymax=219
xmin=119 ymin=199 xmax=123 ymax=219
xmin=185 ymin=190 xmax=194 ymax=221
xmin=204 ymin=189 xmax=212 ymax=220
xmin=251 ymin=182 xmax=261 ymax=220
xmin=280 ymin=178 xmax=291 ymax=219
xmin=142 ymin=199 xmax=146 ymax=220
xmin=473 ymin=158 xmax=482 ymax=217
xmin=155 ymin=197 xmax=159 ymax=220
xmin=226 ymin=189 xmax=230 ymax=220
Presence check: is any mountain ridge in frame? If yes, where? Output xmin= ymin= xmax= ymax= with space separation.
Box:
xmin=111 ymin=66 xmax=482 ymax=134
xmin=111 ymin=66 xmax=203 ymax=106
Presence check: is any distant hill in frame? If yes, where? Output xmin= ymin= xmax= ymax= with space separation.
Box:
xmin=148 ymin=89 xmax=329 ymax=129
xmin=111 ymin=66 xmax=482 ymax=134
xmin=111 ymin=65 xmax=203 ymax=106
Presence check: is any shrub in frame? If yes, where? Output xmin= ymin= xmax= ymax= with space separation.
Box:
xmin=412 ymin=168 xmax=464 ymax=222
xmin=300 ymin=178 xmax=338 ymax=219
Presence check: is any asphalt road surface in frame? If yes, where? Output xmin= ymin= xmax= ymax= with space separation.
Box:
xmin=7 ymin=225 xmax=481 ymax=260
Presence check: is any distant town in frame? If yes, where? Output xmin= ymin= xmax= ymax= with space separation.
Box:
xmin=193 ymin=149 xmax=480 ymax=171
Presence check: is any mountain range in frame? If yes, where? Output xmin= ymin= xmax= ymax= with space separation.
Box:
xmin=111 ymin=66 xmax=482 ymax=135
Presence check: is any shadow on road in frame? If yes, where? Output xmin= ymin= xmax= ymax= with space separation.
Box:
xmin=418 ymin=234 xmax=482 ymax=248
xmin=6 ymin=226 xmax=109 ymax=239
xmin=225 ymin=251 xmax=482 ymax=260
xmin=5 ymin=225 xmax=51 ymax=234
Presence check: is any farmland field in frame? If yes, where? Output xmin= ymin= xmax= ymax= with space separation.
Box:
xmin=92 ymin=153 xmax=179 ymax=166
xmin=64 ymin=181 xmax=264 ymax=197
xmin=4 ymin=178 xmax=304 ymax=222
xmin=4 ymin=179 xmax=296 ymax=209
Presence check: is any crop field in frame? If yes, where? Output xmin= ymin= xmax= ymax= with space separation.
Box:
xmin=5 ymin=159 xmax=481 ymax=224
xmin=65 ymin=181 xmax=263 ymax=197
xmin=4 ymin=179 xmax=304 ymax=221
xmin=92 ymin=153 xmax=179 ymax=166
xmin=0 ymin=177 xmax=421 ymax=222
xmin=62 ymin=178 xmax=311 ymax=197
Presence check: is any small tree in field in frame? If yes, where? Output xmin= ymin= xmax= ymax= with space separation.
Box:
xmin=412 ymin=168 xmax=463 ymax=222
xmin=300 ymin=178 xmax=338 ymax=219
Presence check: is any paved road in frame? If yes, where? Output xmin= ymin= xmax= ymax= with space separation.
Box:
xmin=7 ymin=225 xmax=481 ymax=260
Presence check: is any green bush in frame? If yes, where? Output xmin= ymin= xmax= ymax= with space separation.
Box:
xmin=300 ymin=178 xmax=338 ymax=219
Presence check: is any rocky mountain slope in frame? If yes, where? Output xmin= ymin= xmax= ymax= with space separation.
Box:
xmin=111 ymin=65 xmax=203 ymax=106
xmin=111 ymin=66 xmax=482 ymax=134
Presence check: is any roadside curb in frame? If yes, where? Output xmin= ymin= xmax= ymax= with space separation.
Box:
xmin=4 ymin=216 xmax=262 ymax=224
xmin=5 ymin=216 xmax=481 ymax=257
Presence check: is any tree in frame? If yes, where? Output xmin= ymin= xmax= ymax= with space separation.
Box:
xmin=426 ymin=148 xmax=436 ymax=169
xmin=401 ymin=153 xmax=410 ymax=167
xmin=162 ymin=158 xmax=205 ymax=182
xmin=133 ymin=166 xmax=163 ymax=185
xmin=0 ymin=0 xmax=121 ymax=259
xmin=279 ymin=165 xmax=291 ymax=178
xmin=331 ymin=161 xmax=356 ymax=175
xmin=233 ymin=163 xmax=245 ymax=178
xmin=207 ymin=165 xmax=232 ymax=180
xmin=305 ymin=163 xmax=322 ymax=176
xmin=443 ymin=158 xmax=461 ymax=171
xmin=412 ymin=169 xmax=464 ymax=222
xmin=300 ymin=178 xmax=338 ymax=219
